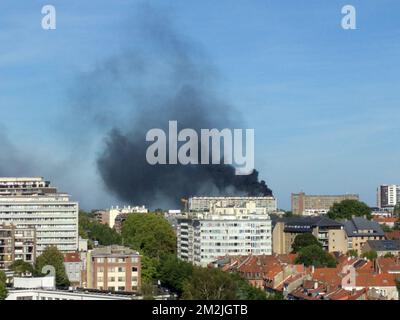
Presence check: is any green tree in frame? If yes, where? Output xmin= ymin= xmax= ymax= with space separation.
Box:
xmin=79 ymin=211 xmax=121 ymax=246
xmin=0 ymin=270 xmax=7 ymax=300
xmin=384 ymin=252 xmax=394 ymax=258
xmin=231 ymin=273 xmax=268 ymax=300
xmin=347 ymin=249 xmax=358 ymax=257
xmin=121 ymin=213 xmax=176 ymax=259
xmin=284 ymin=211 xmax=293 ymax=218
xmin=266 ymin=291 xmax=284 ymax=300
xmin=9 ymin=260 xmax=34 ymax=276
xmin=381 ymin=224 xmax=392 ymax=232
xmin=182 ymin=267 xmax=237 ymax=300
xmin=0 ymin=270 xmax=6 ymax=284
xmin=294 ymin=245 xmax=337 ymax=268
xmin=141 ymin=255 xmax=160 ymax=284
xmin=361 ymin=250 xmax=378 ymax=261
xmin=140 ymin=280 xmax=156 ymax=300
xmin=328 ymin=200 xmax=372 ymax=220
xmin=157 ymin=254 xmax=193 ymax=295
xmin=35 ymin=246 xmax=70 ymax=287
xmin=291 ymin=233 xmax=322 ymax=253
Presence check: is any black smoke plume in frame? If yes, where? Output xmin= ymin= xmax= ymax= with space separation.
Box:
xmin=90 ymin=6 xmax=273 ymax=208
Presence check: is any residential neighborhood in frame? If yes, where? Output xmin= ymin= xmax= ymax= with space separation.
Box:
xmin=1 ymin=177 xmax=399 ymax=301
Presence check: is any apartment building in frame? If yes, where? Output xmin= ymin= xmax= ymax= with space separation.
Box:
xmin=0 ymin=223 xmax=36 ymax=269
xmin=64 ymin=252 xmax=83 ymax=287
xmin=291 ymin=192 xmax=359 ymax=216
xmin=95 ymin=205 xmax=148 ymax=229
xmin=361 ymin=240 xmax=400 ymax=257
xmin=187 ymin=196 xmax=277 ymax=213
xmin=272 ymin=216 xmax=347 ymax=254
xmin=114 ymin=214 xmax=127 ymax=234
xmin=344 ymin=217 xmax=385 ymax=255
xmin=377 ymin=185 xmax=400 ymax=208
xmin=0 ymin=177 xmax=79 ymax=255
xmin=94 ymin=210 xmax=109 ymax=225
xmin=177 ymin=201 xmax=272 ymax=267
xmin=86 ymin=245 xmax=141 ymax=292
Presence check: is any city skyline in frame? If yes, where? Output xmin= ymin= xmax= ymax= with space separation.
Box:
xmin=1 ymin=1 xmax=400 ymax=210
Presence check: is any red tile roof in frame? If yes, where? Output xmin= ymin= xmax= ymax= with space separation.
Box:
xmin=376 ymin=257 xmax=400 ymax=273
xmin=355 ymin=260 xmax=374 ymax=274
xmin=312 ymin=268 xmax=342 ymax=288
xmin=327 ymin=288 xmax=367 ymax=300
xmin=64 ymin=252 xmax=81 ymax=263
xmin=373 ymin=217 xmax=399 ymax=224
xmin=355 ymin=273 xmax=397 ymax=287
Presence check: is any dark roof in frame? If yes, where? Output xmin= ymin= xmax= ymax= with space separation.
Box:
xmin=366 ymin=240 xmax=400 ymax=251
xmin=271 ymin=216 xmax=343 ymax=232
xmin=344 ymin=217 xmax=384 ymax=237
xmin=315 ymin=217 xmax=343 ymax=228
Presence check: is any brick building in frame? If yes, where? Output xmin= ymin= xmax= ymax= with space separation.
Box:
xmin=86 ymin=245 xmax=141 ymax=292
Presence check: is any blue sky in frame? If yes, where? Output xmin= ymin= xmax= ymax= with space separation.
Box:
xmin=0 ymin=0 xmax=399 ymax=209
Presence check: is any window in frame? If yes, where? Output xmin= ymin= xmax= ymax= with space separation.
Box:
xmin=17 ymin=296 xmax=33 ymax=300
xmin=118 ymin=286 xmax=125 ymax=291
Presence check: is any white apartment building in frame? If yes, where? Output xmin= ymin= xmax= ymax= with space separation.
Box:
xmin=108 ymin=205 xmax=148 ymax=229
xmin=188 ymin=196 xmax=277 ymax=212
xmin=0 ymin=177 xmax=79 ymax=256
xmin=377 ymin=185 xmax=400 ymax=208
xmin=95 ymin=205 xmax=148 ymax=229
xmin=177 ymin=201 xmax=272 ymax=267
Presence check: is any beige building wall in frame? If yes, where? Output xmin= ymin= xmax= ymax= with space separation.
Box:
xmin=272 ymin=222 xmax=285 ymax=254
xmin=349 ymin=235 xmax=385 ymax=255
xmin=273 ymin=223 xmax=346 ymax=254
xmin=291 ymin=193 xmax=359 ymax=215
xmin=328 ymin=229 xmax=347 ymax=254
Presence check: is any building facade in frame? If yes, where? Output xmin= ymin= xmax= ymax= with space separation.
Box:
xmin=0 ymin=177 xmax=79 ymax=255
xmin=0 ymin=224 xmax=36 ymax=269
xmin=95 ymin=205 xmax=148 ymax=229
xmin=187 ymin=196 xmax=277 ymax=213
xmin=377 ymin=185 xmax=400 ymax=208
xmin=86 ymin=245 xmax=141 ymax=292
xmin=177 ymin=201 xmax=272 ymax=267
xmin=272 ymin=216 xmax=347 ymax=254
xmin=64 ymin=252 xmax=83 ymax=287
xmin=361 ymin=240 xmax=400 ymax=257
xmin=344 ymin=217 xmax=385 ymax=255
xmin=291 ymin=192 xmax=359 ymax=216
